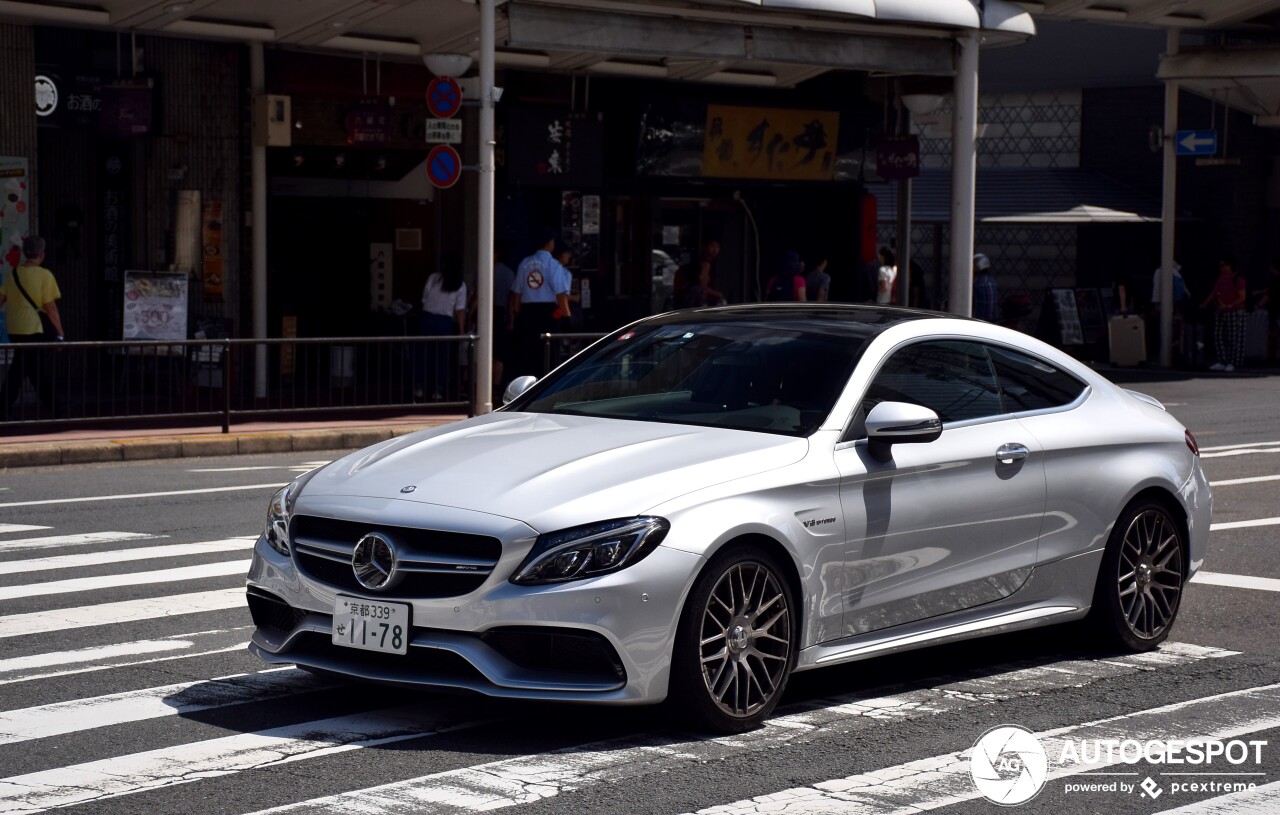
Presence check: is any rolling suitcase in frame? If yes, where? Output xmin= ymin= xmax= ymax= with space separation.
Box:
xmin=1108 ymin=315 xmax=1146 ymax=366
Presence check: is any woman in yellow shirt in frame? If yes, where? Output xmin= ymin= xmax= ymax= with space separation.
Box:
xmin=0 ymin=236 xmax=65 ymax=419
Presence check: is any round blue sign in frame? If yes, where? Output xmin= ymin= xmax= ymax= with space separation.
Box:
xmin=427 ymin=76 xmax=462 ymax=120
xmin=427 ymin=145 xmax=462 ymax=189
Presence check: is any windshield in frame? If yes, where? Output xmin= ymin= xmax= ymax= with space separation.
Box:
xmin=512 ymin=321 xmax=867 ymax=436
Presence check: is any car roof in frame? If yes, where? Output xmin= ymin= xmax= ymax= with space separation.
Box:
xmin=644 ymin=303 xmax=963 ymax=340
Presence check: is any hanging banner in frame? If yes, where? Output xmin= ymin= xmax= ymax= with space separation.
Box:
xmin=201 ymin=199 xmax=224 ymax=301
xmin=0 ymin=157 xmax=31 ymax=342
xmin=702 ymin=105 xmax=839 ymax=181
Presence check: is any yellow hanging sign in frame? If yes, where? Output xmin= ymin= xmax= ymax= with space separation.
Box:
xmin=702 ymin=105 xmax=840 ymax=181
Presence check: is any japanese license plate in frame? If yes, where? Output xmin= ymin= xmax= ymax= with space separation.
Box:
xmin=332 ymin=597 xmax=410 ymax=655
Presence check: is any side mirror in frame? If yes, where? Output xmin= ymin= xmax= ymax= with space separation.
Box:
xmin=503 ymin=375 xmax=538 ymax=406
xmin=865 ymin=401 xmax=942 ymax=462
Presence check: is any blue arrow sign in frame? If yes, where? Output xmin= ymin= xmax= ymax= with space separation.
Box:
xmin=1175 ymin=130 xmax=1217 ymax=157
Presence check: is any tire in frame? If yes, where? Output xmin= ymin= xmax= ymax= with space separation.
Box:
xmin=1089 ymin=498 xmax=1187 ymax=652
xmin=670 ymin=544 xmax=797 ymax=734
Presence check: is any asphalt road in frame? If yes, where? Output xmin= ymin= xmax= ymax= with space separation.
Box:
xmin=1 ymin=372 xmax=1278 ymax=815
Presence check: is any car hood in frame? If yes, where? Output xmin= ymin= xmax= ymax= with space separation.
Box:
xmin=303 ymin=411 xmax=807 ymax=533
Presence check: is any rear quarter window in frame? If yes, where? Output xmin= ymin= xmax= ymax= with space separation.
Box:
xmin=986 ymin=345 xmax=1086 ymax=412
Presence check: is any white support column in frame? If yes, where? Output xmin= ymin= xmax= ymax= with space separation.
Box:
xmin=474 ymin=0 xmax=496 ymax=414
xmin=250 ymin=42 xmax=268 ymax=399
xmin=948 ymin=33 xmax=979 ymax=318
xmin=1159 ymin=29 xmax=1180 ymax=368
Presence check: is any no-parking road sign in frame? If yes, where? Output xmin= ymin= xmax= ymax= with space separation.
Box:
xmin=427 ymin=76 xmax=462 ymax=119
xmin=427 ymin=144 xmax=462 ymax=189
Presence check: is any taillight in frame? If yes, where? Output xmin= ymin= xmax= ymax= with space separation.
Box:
xmin=1185 ymin=430 xmax=1200 ymax=457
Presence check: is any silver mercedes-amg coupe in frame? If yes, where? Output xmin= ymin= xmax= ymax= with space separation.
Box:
xmin=246 ymin=304 xmax=1210 ymax=733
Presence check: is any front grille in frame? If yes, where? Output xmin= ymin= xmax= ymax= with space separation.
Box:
xmin=290 ymin=514 xmax=502 ymax=599
xmin=288 ymin=632 xmax=489 ymax=687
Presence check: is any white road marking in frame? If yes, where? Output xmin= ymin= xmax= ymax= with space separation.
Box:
xmin=1153 ymin=780 xmax=1280 ymax=814
xmin=0 ymin=639 xmax=195 ymax=674
xmin=242 ymin=643 xmax=1238 ymax=815
xmin=0 ymin=525 xmax=50 ymax=535
xmin=188 ymin=461 xmax=330 ymax=474
xmin=0 ymin=482 xmax=285 ymax=508
xmin=1210 ymin=517 xmax=1280 ymax=531
xmin=0 ymin=588 xmax=245 ymax=639
xmin=1202 ymin=448 xmax=1280 ymax=459
xmin=0 ymin=537 xmax=256 ymax=576
xmin=0 ymin=643 xmax=250 ymax=686
xmin=0 ymin=707 xmax=474 ymax=813
xmin=0 ymin=531 xmax=163 ymax=553
xmin=1192 ymin=571 xmax=1280 ymax=593
xmin=1201 ymin=439 xmax=1280 ymax=452
xmin=0 ymin=560 xmax=250 ymax=601
xmin=0 ymin=668 xmax=330 ymax=746
xmin=680 ymin=683 xmax=1280 ymax=815
xmin=1209 ymin=473 xmax=1280 ymax=487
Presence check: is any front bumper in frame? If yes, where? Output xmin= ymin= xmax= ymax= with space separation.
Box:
xmin=246 ymin=504 xmax=704 ymax=704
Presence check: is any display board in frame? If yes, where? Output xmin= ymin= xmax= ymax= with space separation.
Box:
xmin=123 ymin=271 xmax=188 ymax=340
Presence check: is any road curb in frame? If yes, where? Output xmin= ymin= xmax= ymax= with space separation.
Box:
xmin=0 ymin=421 xmax=453 ymax=470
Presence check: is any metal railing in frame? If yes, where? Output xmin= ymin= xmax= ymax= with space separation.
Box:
xmin=0 ymin=335 xmax=477 ymax=433
xmin=539 ymin=332 xmax=607 ymax=374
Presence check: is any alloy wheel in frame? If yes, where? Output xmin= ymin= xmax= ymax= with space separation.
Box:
xmin=698 ymin=561 xmax=792 ymax=718
xmin=1116 ymin=508 xmax=1184 ymax=640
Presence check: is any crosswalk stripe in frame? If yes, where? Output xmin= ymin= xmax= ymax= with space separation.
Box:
xmin=1209 ymin=517 xmax=1280 ymax=531
xmin=0 ymin=531 xmax=164 ymax=553
xmin=0 ymin=643 xmax=250 ymax=686
xmin=1153 ymin=780 xmax=1280 ymax=814
xmin=0 ymin=668 xmax=332 ymax=746
xmin=0 ymin=560 xmax=250 ymax=602
xmin=0 ymin=588 xmax=245 ymax=639
xmin=1209 ymin=474 xmax=1280 ymax=487
xmin=682 ymin=683 xmax=1280 ymax=815
xmin=0 ymin=525 xmax=51 ymax=535
xmin=1192 ymin=571 xmax=1280 ymax=593
xmin=240 ymin=643 xmax=1238 ymax=815
xmin=0 ymin=537 xmax=256 ymax=576
xmin=0 ymin=707 xmax=474 ymax=813
xmin=0 ymin=482 xmax=284 ymax=508
xmin=1201 ymin=439 xmax=1280 ymax=452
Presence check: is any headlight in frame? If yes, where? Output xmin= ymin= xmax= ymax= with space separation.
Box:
xmin=264 ymin=484 xmax=298 ymax=557
xmin=263 ymin=465 xmax=326 ymax=557
xmin=511 ymin=517 xmax=670 ymax=586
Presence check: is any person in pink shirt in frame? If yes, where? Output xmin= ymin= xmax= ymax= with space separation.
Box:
xmin=1199 ymin=255 xmax=1247 ymax=372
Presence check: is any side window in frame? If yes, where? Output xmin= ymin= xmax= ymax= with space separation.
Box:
xmin=862 ymin=341 xmax=1003 ymax=424
xmin=986 ymin=345 xmax=1086 ymax=412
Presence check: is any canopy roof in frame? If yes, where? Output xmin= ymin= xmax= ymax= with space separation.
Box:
xmin=0 ymin=0 xmax=1033 ymax=88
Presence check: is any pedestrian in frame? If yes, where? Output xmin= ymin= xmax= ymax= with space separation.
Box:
xmin=676 ymin=259 xmax=726 ymax=308
xmin=1200 ymin=254 xmax=1247 ymax=372
xmin=973 ymin=253 xmax=999 ymax=322
xmin=509 ymin=230 xmax=572 ymax=376
xmin=417 ymin=251 xmax=467 ymax=401
xmin=0 ymin=235 xmax=65 ymax=420
xmin=1253 ymin=260 xmax=1280 ymax=363
xmin=875 ymin=247 xmax=897 ymax=305
xmin=764 ymin=251 xmax=808 ymax=302
xmin=806 ymin=256 xmax=831 ymax=303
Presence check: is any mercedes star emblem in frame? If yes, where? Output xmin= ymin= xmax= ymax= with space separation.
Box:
xmin=400 ymin=485 xmax=416 ymax=494
xmin=351 ymin=532 xmax=400 ymax=591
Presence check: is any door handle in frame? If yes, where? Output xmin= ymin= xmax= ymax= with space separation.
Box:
xmin=996 ymin=443 xmax=1029 ymax=465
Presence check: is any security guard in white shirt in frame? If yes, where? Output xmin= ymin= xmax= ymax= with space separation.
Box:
xmin=509 ymin=229 xmax=572 ymax=375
